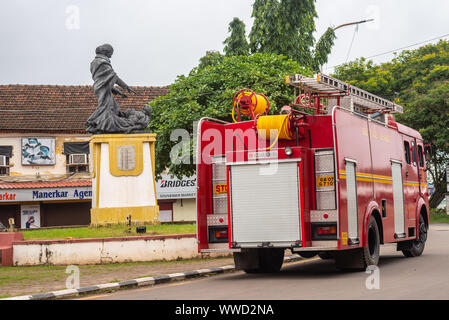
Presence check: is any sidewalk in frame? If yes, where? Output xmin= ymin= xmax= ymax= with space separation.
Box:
xmin=0 ymin=255 xmax=234 ymax=298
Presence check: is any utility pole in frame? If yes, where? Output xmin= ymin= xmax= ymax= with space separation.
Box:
xmin=333 ymin=19 xmax=374 ymax=31
xmin=319 ymin=19 xmax=375 ymax=72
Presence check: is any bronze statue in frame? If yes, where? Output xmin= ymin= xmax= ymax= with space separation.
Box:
xmin=86 ymin=44 xmax=152 ymax=134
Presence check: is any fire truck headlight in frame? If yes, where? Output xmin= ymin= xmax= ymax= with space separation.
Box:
xmin=285 ymin=147 xmax=293 ymax=156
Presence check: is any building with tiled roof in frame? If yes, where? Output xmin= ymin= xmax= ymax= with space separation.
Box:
xmin=0 ymin=85 xmax=169 ymax=229
xmin=0 ymin=85 xmax=168 ymax=134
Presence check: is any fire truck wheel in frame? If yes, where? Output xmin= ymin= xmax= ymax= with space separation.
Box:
xmin=363 ymin=215 xmax=381 ymax=267
xmin=335 ymin=216 xmax=380 ymax=271
xmin=401 ymin=214 xmax=427 ymax=258
xmin=258 ymin=248 xmax=285 ymax=273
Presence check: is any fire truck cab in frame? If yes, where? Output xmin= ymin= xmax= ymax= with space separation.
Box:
xmin=196 ymin=74 xmax=429 ymax=272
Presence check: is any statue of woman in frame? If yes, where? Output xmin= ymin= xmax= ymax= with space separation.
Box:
xmin=86 ymin=44 xmax=144 ymax=134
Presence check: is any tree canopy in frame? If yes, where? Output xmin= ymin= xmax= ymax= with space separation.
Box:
xmin=223 ymin=18 xmax=250 ymax=56
xmin=148 ymin=53 xmax=309 ymax=177
xmin=333 ymin=40 xmax=449 ymax=208
xmin=198 ymin=50 xmax=224 ymax=70
xmin=248 ymin=0 xmax=336 ymax=71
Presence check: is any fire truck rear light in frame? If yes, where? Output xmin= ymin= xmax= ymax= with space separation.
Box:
xmin=323 ymin=213 xmax=329 ymax=219
xmin=215 ymin=230 xmax=228 ymax=239
xmin=317 ymin=226 xmax=337 ymax=235
xmin=208 ymin=226 xmax=228 ymax=243
xmin=312 ymin=223 xmax=337 ymax=240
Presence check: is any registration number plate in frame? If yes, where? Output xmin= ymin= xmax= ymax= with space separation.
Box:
xmin=316 ymin=176 xmax=335 ymax=188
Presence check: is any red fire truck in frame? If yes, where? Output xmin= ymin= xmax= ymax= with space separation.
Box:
xmin=196 ymin=73 xmax=429 ymax=272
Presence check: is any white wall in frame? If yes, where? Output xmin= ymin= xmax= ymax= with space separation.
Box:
xmin=173 ymin=198 xmax=196 ymax=222
xmin=13 ymin=236 xmax=226 ymax=266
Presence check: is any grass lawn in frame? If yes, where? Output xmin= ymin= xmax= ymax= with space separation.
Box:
xmin=21 ymin=223 xmax=196 ymax=240
xmin=429 ymin=214 xmax=449 ymax=224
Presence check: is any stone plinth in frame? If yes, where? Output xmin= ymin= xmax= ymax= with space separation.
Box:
xmin=89 ymin=134 xmax=159 ymax=226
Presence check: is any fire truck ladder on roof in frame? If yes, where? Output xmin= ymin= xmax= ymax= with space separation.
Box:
xmin=286 ymin=73 xmax=403 ymax=114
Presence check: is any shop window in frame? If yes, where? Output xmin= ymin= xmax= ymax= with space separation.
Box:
xmin=0 ymin=146 xmax=13 ymax=176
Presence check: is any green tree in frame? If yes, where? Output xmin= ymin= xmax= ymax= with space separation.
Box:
xmin=248 ymin=0 xmax=336 ymax=71
xmin=148 ymin=53 xmax=309 ymax=177
xmin=333 ymin=40 xmax=449 ymax=208
xmin=249 ymin=0 xmax=282 ymax=55
xmin=198 ymin=51 xmax=224 ymax=70
xmin=223 ymin=18 xmax=250 ymax=56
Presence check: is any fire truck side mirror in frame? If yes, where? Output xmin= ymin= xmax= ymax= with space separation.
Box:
xmin=424 ymin=144 xmax=432 ymax=162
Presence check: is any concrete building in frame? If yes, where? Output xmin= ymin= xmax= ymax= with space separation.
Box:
xmin=0 ymin=84 xmax=197 ymax=229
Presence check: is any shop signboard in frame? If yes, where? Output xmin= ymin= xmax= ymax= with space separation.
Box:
xmin=0 ymin=187 xmax=92 ymax=203
xmin=156 ymin=175 xmax=197 ymax=199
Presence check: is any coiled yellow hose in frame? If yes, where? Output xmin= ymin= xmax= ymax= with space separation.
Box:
xmin=257 ymin=115 xmax=293 ymax=150
xmin=232 ymin=92 xmax=268 ymax=123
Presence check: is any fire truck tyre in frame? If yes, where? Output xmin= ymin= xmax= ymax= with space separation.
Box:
xmin=298 ymin=252 xmax=318 ymax=259
xmin=318 ymin=251 xmax=334 ymax=260
xmin=335 ymin=216 xmax=380 ymax=271
xmin=233 ymin=250 xmax=260 ymax=274
xmin=258 ymin=248 xmax=285 ymax=273
xmin=363 ymin=215 xmax=381 ymax=267
xmin=401 ymin=214 xmax=427 ymax=258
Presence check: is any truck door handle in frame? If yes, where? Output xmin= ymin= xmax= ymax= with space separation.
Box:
xmin=406 ymin=171 xmax=409 ymax=178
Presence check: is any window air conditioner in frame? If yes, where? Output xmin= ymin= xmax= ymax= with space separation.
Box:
xmin=0 ymin=155 xmax=6 ymax=167
xmin=69 ymin=154 xmax=88 ymax=165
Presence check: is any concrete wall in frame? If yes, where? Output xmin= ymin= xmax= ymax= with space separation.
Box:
xmin=0 ymin=134 xmax=90 ymax=176
xmin=12 ymin=234 xmax=212 ymax=266
xmin=173 ymin=198 xmax=196 ymax=222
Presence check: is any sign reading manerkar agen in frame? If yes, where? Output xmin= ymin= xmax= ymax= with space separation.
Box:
xmin=0 ymin=187 xmax=92 ymax=203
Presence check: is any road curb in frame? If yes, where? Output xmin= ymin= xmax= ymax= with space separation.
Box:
xmin=2 ymin=255 xmax=304 ymax=300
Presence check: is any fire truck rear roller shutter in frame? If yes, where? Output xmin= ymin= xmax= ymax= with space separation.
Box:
xmin=229 ymin=161 xmax=302 ymax=247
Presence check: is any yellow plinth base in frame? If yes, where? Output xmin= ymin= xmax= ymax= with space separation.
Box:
xmin=90 ymin=206 xmax=160 ymax=226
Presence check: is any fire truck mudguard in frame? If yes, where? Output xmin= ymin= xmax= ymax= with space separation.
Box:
xmin=196 ymin=73 xmax=429 ymax=273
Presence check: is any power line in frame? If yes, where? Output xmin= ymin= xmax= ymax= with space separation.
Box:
xmin=345 ymin=24 xmax=359 ymax=63
xmin=325 ymin=32 xmax=449 ymax=71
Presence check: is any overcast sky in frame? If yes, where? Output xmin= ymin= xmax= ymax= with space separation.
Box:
xmin=0 ymin=0 xmax=448 ymax=86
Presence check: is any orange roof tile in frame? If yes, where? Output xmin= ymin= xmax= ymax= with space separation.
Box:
xmin=0 ymin=85 xmax=169 ymax=134
xmin=0 ymin=180 xmax=92 ymax=190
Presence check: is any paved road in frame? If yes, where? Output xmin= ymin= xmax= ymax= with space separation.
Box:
xmin=81 ymin=224 xmax=449 ymax=300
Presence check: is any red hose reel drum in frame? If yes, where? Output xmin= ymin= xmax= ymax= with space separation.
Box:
xmin=232 ymin=88 xmax=270 ymax=122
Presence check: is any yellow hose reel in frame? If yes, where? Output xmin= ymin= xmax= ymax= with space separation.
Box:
xmin=232 ymin=89 xmax=269 ymax=123
xmin=232 ymin=89 xmax=295 ymax=150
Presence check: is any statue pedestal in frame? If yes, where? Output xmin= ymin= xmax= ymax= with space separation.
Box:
xmin=89 ymin=134 xmax=159 ymax=226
